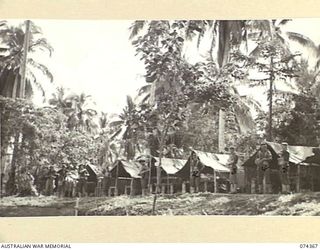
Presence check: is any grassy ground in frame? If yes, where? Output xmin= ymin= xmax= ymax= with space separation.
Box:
xmin=1 ymin=192 xmax=320 ymax=216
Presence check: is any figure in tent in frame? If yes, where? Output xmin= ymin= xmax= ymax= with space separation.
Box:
xmin=227 ymin=146 xmax=238 ymax=194
xmin=278 ymin=142 xmax=290 ymax=194
xmin=254 ymin=141 xmax=273 ymax=194
xmin=189 ymin=152 xmax=202 ymax=193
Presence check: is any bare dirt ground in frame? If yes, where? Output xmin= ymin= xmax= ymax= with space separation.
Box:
xmin=1 ymin=192 xmax=320 ymax=216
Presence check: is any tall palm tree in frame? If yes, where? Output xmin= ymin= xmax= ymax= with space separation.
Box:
xmin=109 ymin=95 xmax=146 ymax=160
xmin=244 ymin=20 xmax=316 ymax=140
xmin=182 ymin=19 xmax=314 ymax=141
xmin=0 ymin=20 xmax=53 ymax=99
xmin=49 ymin=90 xmax=98 ymax=133
xmin=65 ymin=93 xmax=98 ymax=133
xmin=48 ymin=87 xmax=72 ymax=113
xmin=0 ymin=20 xmax=53 ymax=195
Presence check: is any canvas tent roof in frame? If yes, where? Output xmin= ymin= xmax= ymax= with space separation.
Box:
xmin=110 ymin=160 xmax=142 ymax=179
xmin=192 ymin=149 xmax=230 ymax=172
xmin=243 ymin=141 xmax=315 ymax=167
xmin=154 ymin=157 xmax=187 ymax=175
xmin=300 ymin=148 xmax=320 ymax=166
xmin=86 ymin=163 xmax=104 ymax=177
xmin=267 ymin=142 xmax=314 ymax=164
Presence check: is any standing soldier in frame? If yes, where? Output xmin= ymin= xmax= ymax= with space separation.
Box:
xmin=45 ymin=166 xmax=57 ymax=196
xmin=139 ymin=158 xmax=151 ymax=195
xmin=101 ymin=167 xmax=110 ymax=196
xmin=57 ymin=164 xmax=68 ymax=197
xmin=78 ymin=164 xmax=89 ymax=197
xmin=254 ymin=142 xmax=273 ymax=194
xmin=278 ymin=142 xmax=290 ymax=194
xmin=227 ymin=146 xmax=239 ymax=194
xmin=190 ymin=152 xmax=202 ymax=193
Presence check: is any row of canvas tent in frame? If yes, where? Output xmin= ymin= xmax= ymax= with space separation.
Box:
xmin=84 ymin=149 xmax=245 ymax=196
xmin=83 ymin=141 xmax=320 ymax=196
xmin=243 ymin=142 xmax=320 ymax=193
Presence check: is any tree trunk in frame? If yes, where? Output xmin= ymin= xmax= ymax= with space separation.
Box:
xmin=217 ymin=21 xmax=232 ymax=68
xmin=218 ymin=109 xmax=226 ymax=152
xmin=19 ymin=20 xmax=31 ymax=99
xmin=156 ymin=149 xmax=163 ymax=194
xmin=268 ymin=56 xmax=274 ymax=141
xmin=6 ymin=133 xmax=20 ymax=195
xmin=0 ymin=102 xmax=2 ymax=198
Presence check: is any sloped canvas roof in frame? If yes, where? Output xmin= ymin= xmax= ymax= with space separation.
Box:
xmin=65 ymin=170 xmax=79 ymax=180
xmin=243 ymin=142 xmax=314 ymax=167
xmin=154 ymin=157 xmax=187 ymax=175
xmin=86 ymin=163 xmax=104 ymax=177
xmin=214 ymin=153 xmax=232 ymax=166
xmin=121 ymin=161 xmax=142 ymax=178
xmin=111 ymin=160 xmax=142 ymax=178
xmin=267 ymin=142 xmax=314 ymax=164
xmin=192 ymin=149 xmax=230 ymax=172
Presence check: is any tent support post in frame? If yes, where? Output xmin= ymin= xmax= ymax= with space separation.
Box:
xmin=115 ymin=163 xmax=119 ymax=196
xmin=182 ymin=181 xmax=186 ymax=193
xmin=130 ymin=178 xmax=134 ymax=196
xmin=213 ymin=170 xmax=217 ymax=193
xmin=297 ymin=164 xmax=300 ymax=193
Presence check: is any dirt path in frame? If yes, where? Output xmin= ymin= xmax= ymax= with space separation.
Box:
xmin=0 ymin=206 xmax=74 ymax=217
xmin=1 ymin=192 xmax=320 ymax=216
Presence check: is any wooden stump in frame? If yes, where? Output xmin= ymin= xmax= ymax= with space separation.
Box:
xmin=213 ymin=171 xmax=217 ymax=193
xmin=204 ymin=181 xmax=208 ymax=192
xmin=182 ymin=182 xmax=186 ymax=193
xmin=251 ymin=179 xmax=256 ymax=194
xmin=170 ymin=183 xmax=174 ymax=194
xmin=161 ymin=184 xmax=166 ymax=194
xmin=130 ymin=179 xmax=134 ymax=196
xmin=296 ymin=165 xmax=300 ymax=192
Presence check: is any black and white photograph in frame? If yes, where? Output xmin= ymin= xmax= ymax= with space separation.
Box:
xmin=1 ymin=18 xmax=320 ymax=217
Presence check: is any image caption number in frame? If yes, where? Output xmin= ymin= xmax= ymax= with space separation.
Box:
xmin=300 ymin=244 xmax=319 ymax=248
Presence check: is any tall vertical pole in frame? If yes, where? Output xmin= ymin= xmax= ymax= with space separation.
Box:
xmin=218 ymin=109 xmax=226 ymax=152
xmin=268 ymin=20 xmax=274 ymax=142
xmin=268 ymin=56 xmax=274 ymax=142
xmin=0 ymin=102 xmax=2 ymax=198
xmin=19 ymin=20 xmax=31 ymax=99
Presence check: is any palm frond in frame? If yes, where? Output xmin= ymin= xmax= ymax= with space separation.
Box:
xmin=85 ymin=108 xmax=98 ymax=116
xmin=26 ymin=69 xmax=46 ymax=97
xmin=27 ymin=57 xmax=53 ymax=82
xmin=129 ymin=21 xmax=147 ymax=40
xmin=249 ymin=44 xmax=262 ymax=59
xmin=315 ymin=59 xmax=320 ymax=71
xmin=240 ymin=95 xmax=262 ymax=113
xmin=29 ymin=20 xmax=42 ymax=34
xmin=109 ymin=120 xmax=123 ymax=127
xmin=126 ymin=95 xmax=135 ymax=111
xmin=0 ymin=20 xmax=7 ymax=28
xmin=278 ymin=19 xmax=292 ymax=26
xmin=138 ymin=84 xmax=151 ymax=95
xmin=286 ymin=31 xmax=317 ymax=50
xmin=29 ymin=38 xmax=54 ymax=56
xmin=140 ymin=93 xmax=150 ymax=104
xmin=196 ymin=23 xmax=205 ymax=49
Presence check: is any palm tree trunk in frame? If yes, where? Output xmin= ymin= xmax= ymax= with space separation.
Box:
xmin=217 ymin=21 xmax=231 ymax=68
xmin=218 ymin=109 xmax=226 ymax=152
xmin=12 ymin=75 xmax=19 ymax=98
xmin=0 ymin=102 xmax=2 ymax=198
xmin=268 ymin=56 xmax=274 ymax=141
xmin=19 ymin=20 xmax=31 ymax=99
xmin=6 ymin=133 xmax=20 ymax=195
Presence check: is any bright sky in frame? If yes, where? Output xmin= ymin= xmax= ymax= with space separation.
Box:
xmin=8 ymin=19 xmax=320 ymax=114
xmin=29 ymin=20 xmax=146 ymax=114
